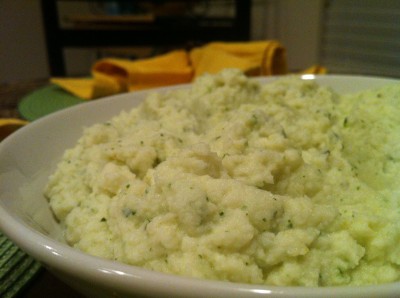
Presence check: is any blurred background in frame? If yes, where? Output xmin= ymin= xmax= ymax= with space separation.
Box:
xmin=1 ymin=0 xmax=399 ymax=83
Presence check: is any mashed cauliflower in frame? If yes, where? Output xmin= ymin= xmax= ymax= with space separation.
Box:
xmin=45 ymin=70 xmax=400 ymax=286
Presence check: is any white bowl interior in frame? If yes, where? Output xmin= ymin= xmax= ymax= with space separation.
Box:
xmin=1 ymin=75 xmax=400 ymax=297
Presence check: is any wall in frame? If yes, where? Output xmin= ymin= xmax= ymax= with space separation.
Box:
xmin=274 ymin=0 xmax=324 ymax=71
xmin=0 ymin=0 xmax=48 ymax=83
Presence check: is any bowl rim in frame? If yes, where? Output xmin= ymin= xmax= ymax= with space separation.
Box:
xmin=1 ymin=74 xmax=400 ymax=297
xmin=1 ymin=206 xmax=400 ymax=298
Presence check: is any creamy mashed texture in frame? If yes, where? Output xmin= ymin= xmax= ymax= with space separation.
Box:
xmin=45 ymin=70 xmax=400 ymax=286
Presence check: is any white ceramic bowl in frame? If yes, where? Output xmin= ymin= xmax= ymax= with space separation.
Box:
xmin=1 ymin=75 xmax=400 ymax=298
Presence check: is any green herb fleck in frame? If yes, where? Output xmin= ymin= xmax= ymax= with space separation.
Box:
xmin=387 ymin=155 xmax=395 ymax=161
xmin=153 ymin=157 xmax=162 ymax=167
xmin=282 ymin=129 xmax=287 ymax=138
xmin=323 ymin=150 xmax=330 ymax=155
xmin=122 ymin=208 xmax=136 ymax=218
xmin=343 ymin=117 xmax=348 ymax=127
xmin=251 ymin=114 xmax=258 ymax=125
xmin=338 ymin=268 xmax=344 ymax=276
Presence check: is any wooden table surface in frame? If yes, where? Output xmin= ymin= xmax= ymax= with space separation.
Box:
xmin=0 ymin=79 xmax=84 ymax=297
xmin=0 ymin=79 xmax=47 ymax=118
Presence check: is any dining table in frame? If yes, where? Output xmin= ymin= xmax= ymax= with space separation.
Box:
xmin=0 ymin=79 xmax=84 ymax=297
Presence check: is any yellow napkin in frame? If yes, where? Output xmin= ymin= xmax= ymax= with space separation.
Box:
xmin=301 ymin=65 xmax=327 ymax=74
xmin=51 ymin=50 xmax=192 ymax=100
xmin=190 ymin=40 xmax=287 ymax=77
xmin=51 ymin=40 xmax=324 ymax=100
xmin=0 ymin=118 xmax=29 ymax=141
xmin=50 ymin=78 xmax=94 ymax=100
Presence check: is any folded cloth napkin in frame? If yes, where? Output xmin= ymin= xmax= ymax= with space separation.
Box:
xmin=190 ymin=40 xmax=287 ymax=77
xmin=0 ymin=118 xmax=29 ymax=141
xmin=51 ymin=50 xmax=193 ymax=100
xmin=51 ymin=40 xmax=325 ymax=100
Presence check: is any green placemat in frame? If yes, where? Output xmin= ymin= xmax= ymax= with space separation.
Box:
xmin=0 ymin=232 xmax=42 ymax=297
xmin=18 ymin=85 xmax=84 ymax=121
